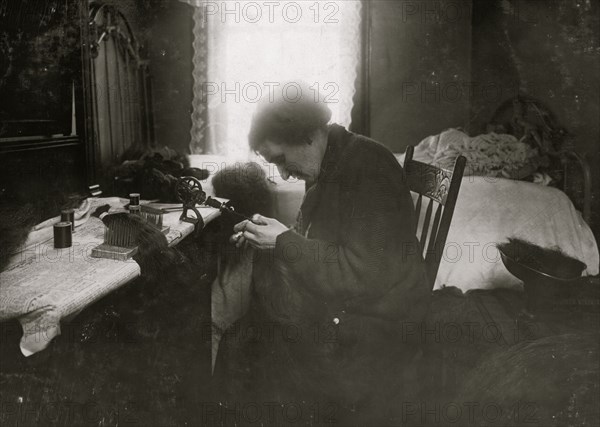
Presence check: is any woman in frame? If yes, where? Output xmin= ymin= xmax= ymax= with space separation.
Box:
xmin=215 ymin=86 xmax=428 ymax=425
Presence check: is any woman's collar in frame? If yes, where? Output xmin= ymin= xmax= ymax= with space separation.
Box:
xmin=317 ymin=123 xmax=349 ymax=181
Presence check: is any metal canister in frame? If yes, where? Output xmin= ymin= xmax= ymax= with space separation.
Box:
xmin=129 ymin=193 xmax=140 ymax=206
xmin=54 ymin=221 xmax=72 ymax=248
xmin=129 ymin=204 xmax=141 ymax=216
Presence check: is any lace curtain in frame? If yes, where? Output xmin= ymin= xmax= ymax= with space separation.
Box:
xmin=180 ymin=1 xmax=362 ymax=158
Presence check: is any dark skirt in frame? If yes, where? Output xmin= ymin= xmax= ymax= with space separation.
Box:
xmin=213 ymin=298 xmax=420 ymax=426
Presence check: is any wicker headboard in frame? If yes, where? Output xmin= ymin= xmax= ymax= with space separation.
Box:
xmin=486 ymin=95 xmax=591 ymax=224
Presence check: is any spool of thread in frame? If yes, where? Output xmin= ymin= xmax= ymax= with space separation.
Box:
xmin=129 ymin=205 xmax=141 ymax=216
xmin=129 ymin=193 xmax=140 ymax=206
xmin=61 ymin=209 xmax=75 ymax=232
xmin=54 ymin=221 xmax=72 ymax=248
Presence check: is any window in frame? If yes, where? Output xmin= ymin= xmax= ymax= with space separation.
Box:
xmin=183 ymin=1 xmax=362 ymax=158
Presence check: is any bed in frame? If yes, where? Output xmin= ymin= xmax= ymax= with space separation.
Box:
xmin=394 ymin=127 xmax=598 ymax=291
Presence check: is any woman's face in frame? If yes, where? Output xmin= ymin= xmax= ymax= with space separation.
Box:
xmin=257 ymin=137 xmax=325 ymax=184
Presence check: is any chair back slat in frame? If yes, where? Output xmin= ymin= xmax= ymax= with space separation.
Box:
xmin=403 ymin=145 xmax=466 ymax=288
xmin=426 ymin=202 xmax=444 ymax=261
xmin=419 ymin=199 xmax=433 ymax=255
xmin=414 ymin=194 xmax=422 ymax=230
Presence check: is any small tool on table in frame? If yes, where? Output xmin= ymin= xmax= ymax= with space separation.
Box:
xmin=175 ymin=177 xmax=207 ymax=230
xmin=91 ymin=192 xmax=174 ymax=260
xmin=175 ymin=176 xmax=254 ymax=233
xmin=140 ymin=205 xmax=170 ymax=234
xmin=124 ymin=193 xmax=170 ymax=235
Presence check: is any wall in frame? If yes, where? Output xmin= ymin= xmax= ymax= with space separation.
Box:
xmin=470 ymin=0 xmax=600 ymax=236
xmin=366 ymin=0 xmax=598 ymax=235
xmin=368 ymin=0 xmax=473 ymax=152
xmin=144 ymin=1 xmax=194 ymax=154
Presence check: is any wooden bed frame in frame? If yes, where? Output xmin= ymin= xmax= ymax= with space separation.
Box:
xmin=488 ymin=95 xmax=592 ymax=225
xmin=559 ymin=150 xmax=592 ymax=225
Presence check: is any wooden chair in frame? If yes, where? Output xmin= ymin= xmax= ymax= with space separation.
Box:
xmin=403 ymin=146 xmax=466 ymax=288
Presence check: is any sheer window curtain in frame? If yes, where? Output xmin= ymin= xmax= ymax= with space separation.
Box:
xmin=180 ymin=1 xmax=362 ymax=159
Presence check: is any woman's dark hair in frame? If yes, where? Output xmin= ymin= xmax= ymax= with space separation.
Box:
xmin=248 ymin=82 xmax=332 ymax=151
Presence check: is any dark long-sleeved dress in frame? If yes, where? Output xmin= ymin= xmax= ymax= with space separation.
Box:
xmin=215 ymin=124 xmax=428 ymax=421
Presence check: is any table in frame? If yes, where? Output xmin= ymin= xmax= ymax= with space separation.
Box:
xmin=0 ymin=197 xmax=221 ymax=356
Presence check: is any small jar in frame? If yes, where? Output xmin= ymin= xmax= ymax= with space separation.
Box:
xmin=129 ymin=193 xmax=141 ymax=206
xmin=129 ymin=204 xmax=141 ymax=216
xmin=54 ymin=221 xmax=72 ymax=248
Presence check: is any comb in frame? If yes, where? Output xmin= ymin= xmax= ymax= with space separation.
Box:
xmin=140 ymin=205 xmax=170 ymax=235
xmin=91 ymin=206 xmax=138 ymax=260
xmin=122 ymin=203 xmax=170 ymax=235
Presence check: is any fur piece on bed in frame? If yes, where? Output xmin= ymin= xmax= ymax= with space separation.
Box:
xmin=497 ymin=238 xmax=587 ymax=279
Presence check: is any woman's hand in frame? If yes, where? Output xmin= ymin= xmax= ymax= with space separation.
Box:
xmin=230 ymin=214 xmax=289 ymax=249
